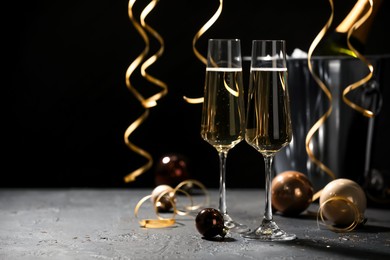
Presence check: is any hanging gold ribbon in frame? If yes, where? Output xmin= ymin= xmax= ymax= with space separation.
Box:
xmin=139 ymin=0 xmax=168 ymax=106
xmin=306 ymin=0 xmax=336 ymax=182
xmin=306 ymin=0 xmax=376 ymax=187
xmin=344 ymin=0 xmax=387 ymax=205
xmin=342 ymin=0 xmax=374 ymax=118
xmin=124 ymin=0 xmax=167 ymax=183
xmin=183 ymin=0 xmax=223 ymax=104
xmin=308 ymin=0 xmax=378 ymax=230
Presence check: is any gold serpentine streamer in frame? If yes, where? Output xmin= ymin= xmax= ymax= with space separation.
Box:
xmin=140 ymin=0 xmax=168 ymax=106
xmin=124 ymin=0 xmax=167 ymax=183
xmin=183 ymin=0 xmax=223 ymax=104
xmin=134 ymin=179 xmax=210 ymax=228
xmin=306 ymin=0 xmax=336 ymax=182
xmin=309 ymin=0 xmax=376 ymax=230
xmin=317 ymin=196 xmax=363 ymax=232
xmin=306 ymin=0 xmax=375 ymax=187
xmin=342 ymin=0 xmax=374 ymax=118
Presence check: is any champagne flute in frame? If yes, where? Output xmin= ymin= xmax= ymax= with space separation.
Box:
xmin=243 ymin=40 xmax=296 ymax=240
xmin=201 ymin=39 xmax=249 ymax=233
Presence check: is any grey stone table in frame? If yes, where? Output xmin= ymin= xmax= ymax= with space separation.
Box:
xmin=1 ymin=188 xmax=389 ymax=259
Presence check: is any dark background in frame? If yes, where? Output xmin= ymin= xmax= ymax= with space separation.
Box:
xmin=5 ymin=0 xmax=389 ymax=189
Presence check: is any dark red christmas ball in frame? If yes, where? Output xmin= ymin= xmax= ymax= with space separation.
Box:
xmin=155 ymin=154 xmax=190 ymax=187
xmin=195 ymin=208 xmax=227 ymax=239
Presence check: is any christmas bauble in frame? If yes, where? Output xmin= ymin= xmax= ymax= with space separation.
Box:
xmin=271 ymin=171 xmax=314 ymax=216
xmin=155 ymin=154 xmax=190 ymax=187
xmin=195 ymin=208 xmax=227 ymax=239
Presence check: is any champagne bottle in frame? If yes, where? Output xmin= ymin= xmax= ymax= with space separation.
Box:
xmin=315 ymin=0 xmax=383 ymax=57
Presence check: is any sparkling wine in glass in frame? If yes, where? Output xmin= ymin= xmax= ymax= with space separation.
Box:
xmin=243 ymin=40 xmax=296 ymax=240
xmin=201 ymin=39 xmax=249 ymax=233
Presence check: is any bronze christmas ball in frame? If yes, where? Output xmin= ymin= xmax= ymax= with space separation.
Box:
xmin=271 ymin=171 xmax=314 ymax=216
xmin=155 ymin=154 xmax=190 ymax=187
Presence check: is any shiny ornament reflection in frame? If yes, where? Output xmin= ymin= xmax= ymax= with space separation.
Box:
xmin=195 ymin=208 xmax=228 ymax=239
xmin=272 ymin=171 xmax=314 ymax=216
xmin=155 ymin=154 xmax=190 ymax=187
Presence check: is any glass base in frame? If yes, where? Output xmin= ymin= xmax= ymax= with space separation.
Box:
xmin=223 ymin=213 xmax=250 ymax=234
xmin=242 ymin=219 xmax=296 ymax=241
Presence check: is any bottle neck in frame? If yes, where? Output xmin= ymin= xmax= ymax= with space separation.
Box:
xmin=314 ymin=0 xmax=382 ymax=57
xmin=335 ymin=0 xmax=383 ymax=45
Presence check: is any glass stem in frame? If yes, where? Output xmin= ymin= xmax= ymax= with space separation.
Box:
xmin=263 ymin=154 xmax=274 ymax=221
xmin=218 ymin=151 xmax=228 ymax=215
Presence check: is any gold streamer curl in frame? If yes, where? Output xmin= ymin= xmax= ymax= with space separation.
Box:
xmin=135 ymin=194 xmax=177 ymax=228
xmin=134 ymin=179 xmax=210 ymax=228
xmin=140 ymin=0 xmax=168 ymax=107
xmin=173 ymin=179 xmax=210 ymax=211
xmin=124 ymin=0 xmax=168 ymax=183
xmin=317 ymin=196 xmax=365 ymax=232
xmin=342 ymin=0 xmax=374 ymax=118
xmin=306 ymin=0 xmax=376 ymax=187
xmin=306 ymin=0 xmax=336 ymax=182
xmin=183 ymin=0 xmax=223 ymax=104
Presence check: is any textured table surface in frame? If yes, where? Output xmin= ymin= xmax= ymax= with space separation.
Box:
xmin=1 ymin=188 xmax=389 ymax=259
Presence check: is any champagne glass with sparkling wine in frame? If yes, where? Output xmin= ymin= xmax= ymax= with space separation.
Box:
xmin=201 ymin=39 xmax=249 ymax=233
xmin=243 ymin=40 xmax=296 ymax=240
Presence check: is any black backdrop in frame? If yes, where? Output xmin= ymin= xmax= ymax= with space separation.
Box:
xmin=5 ymin=0 xmax=389 ymax=188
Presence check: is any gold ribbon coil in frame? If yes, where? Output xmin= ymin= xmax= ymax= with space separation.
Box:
xmin=134 ymin=194 xmax=177 ymax=228
xmin=342 ymin=0 xmax=375 ymax=118
xmin=124 ymin=0 xmax=167 ymax=183
xmin=173 ymin=179 xmax=210 ymax=212
xmin=306 ymin=0 xmax=376 ymax=188
xmin=183 ymin=0 xmax=223 ymax=104
xmin=317 ymin=196 xmax=363 ymax=232
xmin=134 ymin=179 xmax=210 ymax=228
xmin=306 ymin=0 xmax=336 ymax=182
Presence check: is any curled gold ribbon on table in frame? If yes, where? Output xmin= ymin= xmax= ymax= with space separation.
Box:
xmin=134 ymin=194 xmax=177 ymax=228
xmin=342 ymin=0 xmax=375 ymax=118
xmin=173 ymin=179 xmax=210 ymax=212
xmin=124 ymin=0 xmax=167 ymax=183
xmin=134 ymin=179 xmax=210 ymax=228
xmin=317 ymin=196 xmax=363 ymax=232
xmin=306 ymin=0 xmax=336 ymax=182
xmin=183 ymin=0 xmax=223 ymax=104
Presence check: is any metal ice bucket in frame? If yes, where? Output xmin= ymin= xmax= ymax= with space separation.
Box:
xmin=275 ymin=55 xmax=389 ymax=193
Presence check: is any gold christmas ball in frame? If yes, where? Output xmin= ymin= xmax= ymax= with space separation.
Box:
xmin=319 ymin=178 xmax=366 ymax=226
xmin=271 ymin=171 xmax=314 ymax=216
